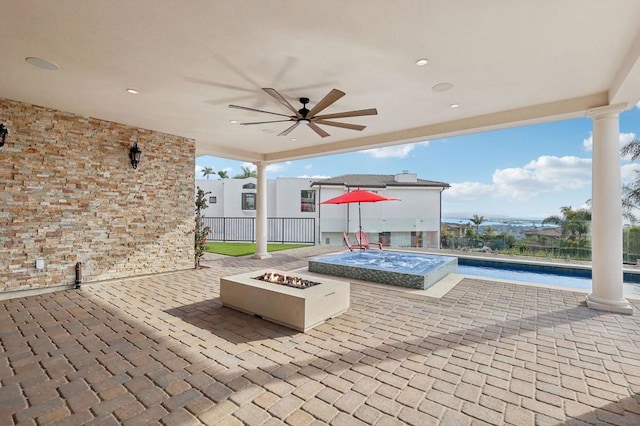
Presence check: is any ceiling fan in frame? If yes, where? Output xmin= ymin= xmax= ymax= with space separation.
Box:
xmin=229 ymin=88 xmax=377 ymax=138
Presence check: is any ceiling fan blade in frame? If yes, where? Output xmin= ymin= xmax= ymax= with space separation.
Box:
xmin=229 ymin=104 xmax=293 ymax=118
xmin=314 ymin=108 xmax=378 ymax=120
xmin=240 ymin=119 xmax=294 ymax=125
xmin=263 ymin=88 xmax=302 ymax=118
xmin=307 ymin=89 xmax=345 ymax=117
xmin=308 ymin=122 xmax=330 ymax=138
xmin=278 ymin=122 xmax=300 ymax=136
xmin=314 ymin=120 xmax=366 ymax=131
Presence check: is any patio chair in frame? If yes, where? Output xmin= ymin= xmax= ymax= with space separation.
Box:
xmin=355 ymin=230 xmax=383 ymax=249
xmin=343 ymin=232 xmax=366 ymax=251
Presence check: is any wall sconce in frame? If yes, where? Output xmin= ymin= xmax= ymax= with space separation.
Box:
xmin=129 ymin=142 xmax=142 ymax=169
xmin=0 ymin=124 xmax=8 ymax=148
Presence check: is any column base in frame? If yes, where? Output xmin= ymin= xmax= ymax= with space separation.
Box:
xmin=252 ymin=253 xmax=272 ymax=260
xmin=585 ymin=294 xmax=634 ymax=315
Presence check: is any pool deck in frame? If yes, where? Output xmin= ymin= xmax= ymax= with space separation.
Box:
xmin=1 ymin=245 xmax=639 ymax=425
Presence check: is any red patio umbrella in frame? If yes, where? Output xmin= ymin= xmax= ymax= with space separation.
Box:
xmin=321 ymin=189 xmax=400 ymax=233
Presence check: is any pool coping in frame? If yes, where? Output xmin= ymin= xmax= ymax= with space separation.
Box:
xmin=291 ymin=266 xmax=464 ymax=299
xmin=402 ymin=249 xmax=640 ymax=300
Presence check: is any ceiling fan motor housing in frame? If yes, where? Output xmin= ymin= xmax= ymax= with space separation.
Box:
xmin=298 ymin=97 xmax=310 ymax=118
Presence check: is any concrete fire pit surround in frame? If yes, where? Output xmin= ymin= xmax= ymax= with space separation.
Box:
xmin=220 ymin=269 xmax=350 ymax=332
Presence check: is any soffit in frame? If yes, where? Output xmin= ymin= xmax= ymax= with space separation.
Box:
xmin=1 ymin=1 xmax=640 ymax=163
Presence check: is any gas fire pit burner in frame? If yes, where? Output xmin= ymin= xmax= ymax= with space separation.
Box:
xmin=254 ymin=272 xmax=320 ymax=289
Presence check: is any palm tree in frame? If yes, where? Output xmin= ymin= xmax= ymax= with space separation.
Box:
xmin=469 ymin=214 xmax=484 ymax=233
xmin=542 ymin=206 xmax=591 ymax=240
xmin=201 ymin=166 xmax=214 ymax=180
xmin=234 ymin=166 xmax=257 ymax=179
xmin=621 ymin=138 xmax=640 ymax=222
xmin=217 ymin=170 xmax=229 ymax=179
xmin=483 ymin=226 xmax=495 ymax=238
xmin=621 ymin=138 xmax=640 ymax=160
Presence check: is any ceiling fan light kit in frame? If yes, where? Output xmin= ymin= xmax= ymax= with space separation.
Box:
xmin=229 ymin=88 xmax=377 ymax=138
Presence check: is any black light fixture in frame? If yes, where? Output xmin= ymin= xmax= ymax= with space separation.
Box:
xmin=129 ymin=142 xmax=142 ymax=169
xmin=0 ymin=124 xmax=8 ymax=148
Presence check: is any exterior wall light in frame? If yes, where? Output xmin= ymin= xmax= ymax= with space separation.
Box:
xmin=0 ymin=124 xmax=8 ymax=147
xmin=129 ymin=142 xmax=142 ymax=169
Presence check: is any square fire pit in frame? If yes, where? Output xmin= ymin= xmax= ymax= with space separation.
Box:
xmin=220 ymin=269 xmax=350 ymax=332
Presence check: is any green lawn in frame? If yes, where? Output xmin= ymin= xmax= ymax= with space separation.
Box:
xmin=206 ymin=242 xmax=312 ymax=257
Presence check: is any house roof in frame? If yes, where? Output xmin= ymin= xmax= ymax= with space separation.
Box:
xmin=2 ymin=2 xmax=640 ymax=163
xmin=523 ymin=227 xmax=563 ymax=238
xmin=311 ymin=174 xmax=450 ymax=188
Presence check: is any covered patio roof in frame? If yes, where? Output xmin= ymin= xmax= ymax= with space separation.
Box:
xmin=2 ymin=1 xmax=640 ymax=163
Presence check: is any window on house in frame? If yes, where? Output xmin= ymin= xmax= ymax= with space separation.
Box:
xmin=209 ymin=196 xmax=217 ymax=204
xmin=242 ymin=183 xmax=256 ymax=189
xmin=301 ymin=190 xmax=316 ymax=212
xmin=241 ymin=193 xmax=256 ymax=210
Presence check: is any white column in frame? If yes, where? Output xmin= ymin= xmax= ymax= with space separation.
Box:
xmin=253 ymin=162 xmax=271 ymax=259
xmin=586 ymin=104 xmax=632 ymax=314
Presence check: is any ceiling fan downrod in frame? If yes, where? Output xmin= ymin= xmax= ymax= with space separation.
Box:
xmin=298 ymin=98 xmax=311 ymax=123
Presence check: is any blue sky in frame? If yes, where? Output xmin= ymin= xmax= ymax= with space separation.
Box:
xmin=196 ymin=103 xmax=640 ymax=219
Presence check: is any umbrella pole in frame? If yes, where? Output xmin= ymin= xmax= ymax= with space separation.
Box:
xmin=358 ymin=202 xmax=362 ymax=233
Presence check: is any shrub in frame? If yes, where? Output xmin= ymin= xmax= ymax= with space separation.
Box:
xmin=195 ymin=186 xmax=211 ymax=268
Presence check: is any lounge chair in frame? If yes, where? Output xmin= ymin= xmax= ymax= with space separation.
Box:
xmin=355 ymin=230 xmax=383 ymax=249
xmin=343 ymin=232 xmax=366 ymax=251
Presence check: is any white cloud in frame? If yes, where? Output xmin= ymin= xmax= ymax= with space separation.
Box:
xmin=266 ymin=161 xmax=292 ymax=173
xmin=636 ymin=100 xmax=640 ymax=109
xmin=305 ymin=163 xmax=313 ymax=170
xmin=621 ymin=163 xmax=640 ymax=184
xmin=446 ymin=182 xmax=495 ymax=200
xmin=195 ymin=165 xmax=204 ymax=177
xmin=582 ymin=132 xmax=636 ymax=153
xmin=360 ymin=141 xmax=429 ymax=159
xmin=296 ymin=174 xmax=331 ymax=179
xmin=445 ymin=155 xmax=592 ymax=201
xmin=240 ymin=162 xmax=257 ymax=171
xmin=266 ymin=163 xmax=284 ymax=172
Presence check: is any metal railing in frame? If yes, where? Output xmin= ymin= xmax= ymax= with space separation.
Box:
xmin=203 ymin=217 xmax=315 ymax=244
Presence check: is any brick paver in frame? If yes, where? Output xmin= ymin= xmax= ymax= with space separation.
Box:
xmin=0 ymin=246 xmax=639 ymax=425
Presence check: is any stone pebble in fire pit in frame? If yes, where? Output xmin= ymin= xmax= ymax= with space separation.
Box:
xmin=254 ymin=272 xmax=321 ymax=289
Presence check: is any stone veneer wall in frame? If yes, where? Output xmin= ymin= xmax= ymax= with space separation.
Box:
xmin=0 ymin=98 xmax=195 ymax=293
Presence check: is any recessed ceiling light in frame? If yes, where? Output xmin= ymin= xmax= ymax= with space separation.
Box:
xmin=290 ymin=138 xmax=297 ymax=142
xmin=229 ymin=120 xmax=238 ymax=124
xmin=126 ymin=88 xmax=139 ymax=95
xmin=415 ymin=59 xmax=429 ymax=66
xmin=432 ymin=82 xmax=453 ymax=92
xmin=25 ymin=57 xmax=59 ymax=71
xmin=449 ymin=103 xmax=460 ymax=109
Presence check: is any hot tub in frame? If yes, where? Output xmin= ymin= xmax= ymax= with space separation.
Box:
xmin=308 ymin=250 xmax=457 ymax=290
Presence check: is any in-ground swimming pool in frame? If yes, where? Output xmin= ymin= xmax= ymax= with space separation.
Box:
xmin=308 ymin=250 xmax=457 ymax=290
xmin=458 ymin=257 xmax=640 ymax=296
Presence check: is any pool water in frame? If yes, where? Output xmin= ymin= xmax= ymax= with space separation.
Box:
xmin=457 ymin=258 xmax=640 ymax=296
xmin=316 ymin=250 xmax=453 ymax=274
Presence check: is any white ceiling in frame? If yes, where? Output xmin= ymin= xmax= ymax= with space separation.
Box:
xmin=2 ymin=1 xmax=640 ymax=163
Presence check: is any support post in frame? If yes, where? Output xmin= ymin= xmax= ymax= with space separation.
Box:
xmin=253 ymin=162 xmax=271 ymax=259
xmin=586 ymin=104 xmax=633 ymax=314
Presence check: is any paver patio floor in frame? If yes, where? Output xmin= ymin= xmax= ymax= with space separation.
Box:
xmin=1 ymin=246 xmax=639 ymax=425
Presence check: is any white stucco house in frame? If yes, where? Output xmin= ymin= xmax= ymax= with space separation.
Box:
xmin=196 ymin=171 xmax=449 ymax=248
